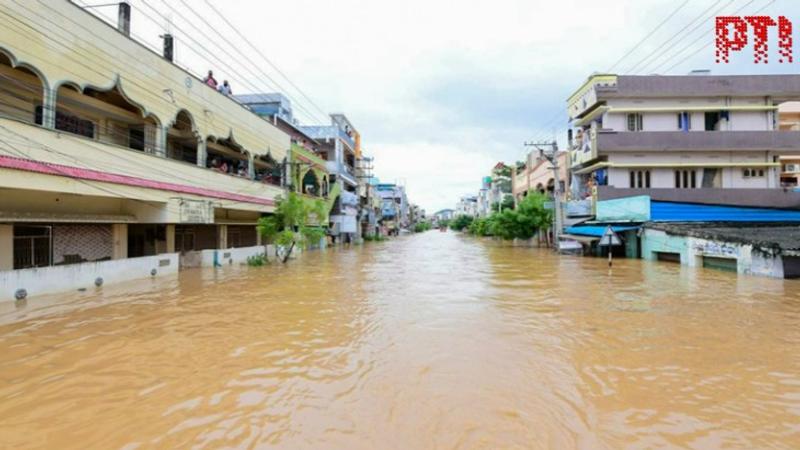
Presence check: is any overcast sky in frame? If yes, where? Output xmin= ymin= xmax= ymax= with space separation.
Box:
xmin=105 ymin=0 xmax=795 ymax=212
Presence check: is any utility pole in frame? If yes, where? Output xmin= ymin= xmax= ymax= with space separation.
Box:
xmin=524 ymin=140 xmax=561 ymax=250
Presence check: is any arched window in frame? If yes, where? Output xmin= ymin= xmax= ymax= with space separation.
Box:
xmin=54 ymin=81 xmax=159 ymax=152
xmin=302 ymin=170 xmax=320 ymax=196
xmin=206 ymin=135 xmax=249 ymax=178
xmin=0 ymin=50 xmax=46 ymax=126
xmin=166 ymin=110 xmax=199 ymax=164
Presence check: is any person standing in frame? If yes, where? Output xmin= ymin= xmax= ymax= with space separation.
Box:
xmin=203 ymin=70 xmax=218 ymax=89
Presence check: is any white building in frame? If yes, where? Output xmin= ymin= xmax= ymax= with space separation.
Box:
xmin=568 ymin=74 xmax=800 ymax=207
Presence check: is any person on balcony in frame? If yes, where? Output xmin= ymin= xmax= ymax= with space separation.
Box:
xmin=218 ymin=80 xmax=232 ymax=96
xmin=203 ymin=70 xmax=218 ymax=89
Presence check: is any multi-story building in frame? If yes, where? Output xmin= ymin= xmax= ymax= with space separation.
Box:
xmin=301 ymin=115 xmax=361 ymax=242
xmin=488 ymin=163 xmax=513 ymax=209
xmin=567 ymin=74 xmax=800 ymax=208
xmin=512 ymin=152 xmax=568 ymax=203
xmin=564 ymin=73 xmax=800 ymax=273
xmin=0 ymin=2 xmax=293 ymax=300
xmin=236 ymin=93 xmax=338 ymax=225
xmin=455 ymin=196 xmax=478 ymax=218
xmin=376 ymin=183 xmax=408 ymax=234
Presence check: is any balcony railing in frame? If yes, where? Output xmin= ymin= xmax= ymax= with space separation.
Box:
xmin=597 ymin=186 xmax=800 ymax=210
xmin=300 ymin=125 xmax=356 ymax=150
xmin=596 ymin=131 xmax=800 ymax=153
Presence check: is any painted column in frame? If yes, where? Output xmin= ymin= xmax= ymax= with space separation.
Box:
xmin=0 ymin=225 xmax=13 ymax=271
xmin=42 ymin=86 xmax=56 ymax=129
xmin=156 ymin=126 xmax=168 ymax=158
xmin=166 ymin=224 xmax=176 ymax=253
xmin=111 ymin=224 xmax=128 ymax=260
xmin=217 ymin=224 xmax=228 ymax=249
xmin=196 ymin=140 xmax=207 ymax=168
xmin=248 ymin=153 xmax=255 ymax=180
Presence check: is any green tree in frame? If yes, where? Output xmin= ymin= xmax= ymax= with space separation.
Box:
xmin=257 ymin=192 xmax=327 ymax=263
xmin=449 ymin=215 xmax=474 ymax=232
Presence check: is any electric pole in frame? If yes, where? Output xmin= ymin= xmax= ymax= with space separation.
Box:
xmin=524 ymin=140 xmax=562 ymax=250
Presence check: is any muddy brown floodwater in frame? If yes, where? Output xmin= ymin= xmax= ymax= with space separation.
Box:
xmin=1 ymin=231 xmax=800 ymax=449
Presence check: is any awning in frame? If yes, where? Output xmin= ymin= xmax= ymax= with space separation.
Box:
xmin=560 ymin=234 xmax=599 ymax=244
xmin=565 ymin=225 xmax=640 ymax=237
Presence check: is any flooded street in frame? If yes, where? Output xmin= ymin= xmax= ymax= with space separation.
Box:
xmin=1 ymin=232 xmax=800 ymax=449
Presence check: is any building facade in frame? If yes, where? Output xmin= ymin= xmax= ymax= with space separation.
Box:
xmin=0 ymin=2 xmax=294 ymax=299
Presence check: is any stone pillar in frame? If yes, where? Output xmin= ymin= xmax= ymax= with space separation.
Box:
xmin=197 ymin=140 xmax=207 ymax=168
xmin=248 ymin=153 xmax=256 ymax=180
xmin=111 ymin=224 xmax=128 ymax=260
xmin=0 ymin=225 xmax=13 ymax=271
xmin=156 ymin=126 xmax=168 ymax=158
xmin=166 ymin=224 xmax=176 ymax=253
xmin=42 ymin=86 xmax=56 ymax=129
xmin=256 ymin=228 xmax=262 ymax=246
xmin=217 ymin=224 xmax=228 ymax=249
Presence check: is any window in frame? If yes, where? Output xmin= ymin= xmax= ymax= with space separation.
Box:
xmin=129 ymin=127 xmax=145 ymax=151
xmin=743 ymin=168 xmax=765 ymax=178
xmin=627 ymin=113 xmax=643 ymax=132
xmin=675 ymin=170 xmax=697 ymax=189
xmin=54 ymin=110 xmax=95 ymax=138
xmin=677 ymin=112 xmax=692 ymax=131
xmin=705 ymin=112 xmax=721 ymax=131
xmin=13 ymin=226 xmax=52 ymax=269
xmin=629 ymin=170 xmax=651 ymax=188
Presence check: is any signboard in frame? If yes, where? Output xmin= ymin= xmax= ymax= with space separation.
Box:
xmin=598 ymin=226 xmax=622 ymax=247
xmin=170 ymin=198 xmax=214 ymax=224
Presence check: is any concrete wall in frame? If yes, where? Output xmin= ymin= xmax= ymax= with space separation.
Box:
xmin=198 ymin=245 xmax=276 ymax=268
xmin=0 ymin=253 xmax=179 ymax=302
xmin=603 ymin=97 xmax=772 ymax=132
xmin=605 ymin=152 xmax=777 ymax=189
xmin=641 ymin=229 xmax=785 ymax=278
xmin=0 ymin=224 xmax=11 ymax=271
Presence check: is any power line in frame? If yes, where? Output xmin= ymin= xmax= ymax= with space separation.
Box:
xmin=135 ymin=0 xmax=327 ymax=125
xmin=201 ymin=0 xmax=331 ymax=121
xmin=606 ymin=0 xmax=692 ymax=72
xmin=659 ymin=0 xmax=775 ymax=74
xmin=3 ymin=1 xmax=288 ymax=150
xmin=625 ymin=0 xmax=731 ymax=74
xmin=636 ymin=0 xmax=752 ymax=75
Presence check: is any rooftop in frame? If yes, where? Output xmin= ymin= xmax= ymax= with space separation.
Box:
xmin=600 ymin=75 xmax=800 ymax=100
xmin=647 ymin=223 xmax=800 ymax=252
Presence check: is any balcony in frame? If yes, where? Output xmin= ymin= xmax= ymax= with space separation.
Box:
xmin=597 ymin=186 xmax=800 ymax=210
xmin=300 ymin=125 xmax=356 ymax=150
xmin=596 ymin=131 xmax=800 ymax=153
xmin=326 ymin=161 xmax=358 ymax=186
xmin=0 ymin=118 xmax=284 ymax=213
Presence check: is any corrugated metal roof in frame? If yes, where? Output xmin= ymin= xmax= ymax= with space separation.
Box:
xmin=651 ymin=202 xmax=800 ymax=222
xmin=565 ymin=225 xmax=639 ymax=237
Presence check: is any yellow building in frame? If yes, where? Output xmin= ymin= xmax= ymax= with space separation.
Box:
xmin=0 ymin=1 xmax=292 ymax=299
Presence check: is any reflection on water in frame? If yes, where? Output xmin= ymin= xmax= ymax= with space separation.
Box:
xmin=1 ymin=232 xmax=799 ymax=449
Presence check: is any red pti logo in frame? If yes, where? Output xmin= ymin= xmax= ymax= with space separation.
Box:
xmin=716 ymin=16 xmax=793 ymax=64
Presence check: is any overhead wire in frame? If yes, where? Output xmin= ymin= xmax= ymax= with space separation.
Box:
xmin=7 ymin=0 xmax=290 ymax=148
xmin=624 ymin=0 xmax=731 ymax=74
xmin=635 ymin=0 xmax=751 ymax=75
xmin=606 ymin=0 xmax=692 ymax=72
xmin=201 ymin=0 xmax=331 ymax=121
xmin=132 ymin=0 xmax=326 ymax=125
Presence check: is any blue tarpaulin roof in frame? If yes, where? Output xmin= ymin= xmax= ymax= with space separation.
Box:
xmin=651 ymin=202 xmax=800 ymax=222
xmin=565 ymin=225 xmax=639 ymax=237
